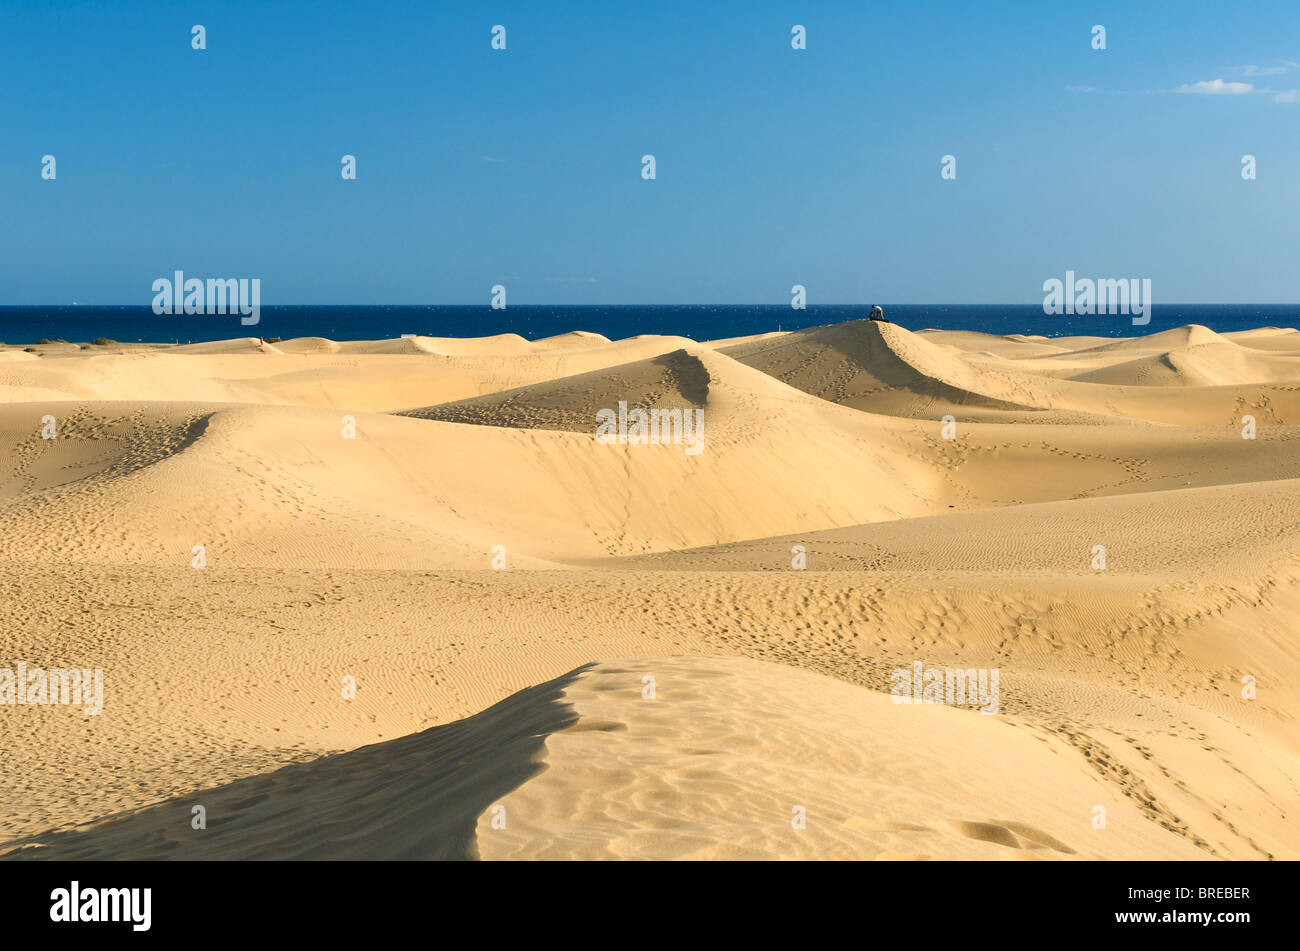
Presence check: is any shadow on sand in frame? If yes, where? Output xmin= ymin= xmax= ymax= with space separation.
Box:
xmin=2 ymin=664 xmax=591 ymax=860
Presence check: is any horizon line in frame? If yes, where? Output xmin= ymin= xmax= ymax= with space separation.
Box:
xmin=3 ymin=303 xmax=1300 ymax=309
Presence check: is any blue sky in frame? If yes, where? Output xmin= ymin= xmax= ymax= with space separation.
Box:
xmin=2 ymin=0 xmax=1298 ymax=304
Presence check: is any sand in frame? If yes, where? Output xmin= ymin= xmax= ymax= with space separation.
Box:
xmin=1 ymin=319 xmax=1296 ymax=860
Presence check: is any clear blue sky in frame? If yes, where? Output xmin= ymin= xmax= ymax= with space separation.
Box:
xmin=2 ymin=0 xmax=1298 ymax=305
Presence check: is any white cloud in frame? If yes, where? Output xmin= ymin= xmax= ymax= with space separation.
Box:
xmin=1275 ymin=89 xmax=1300 ymax=103
xmin=1174 ymin=79 xmax=1256 ymax=95
xmin=1066 ymin=84 xmax=1097 ymax=93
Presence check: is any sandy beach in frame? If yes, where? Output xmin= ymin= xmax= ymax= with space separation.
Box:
xmin=1 ymin=318 xmax=1297 ymax=860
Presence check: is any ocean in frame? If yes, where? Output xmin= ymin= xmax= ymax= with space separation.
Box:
xmin=1 ymin=304 xmax=1297 ymax=346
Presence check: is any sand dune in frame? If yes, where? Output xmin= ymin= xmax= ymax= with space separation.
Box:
xmin=272 ymin=336 xmax=343 ymax=354
xmin=2 ymin=317 xmax=1298 ymax=860
xmin=1085 ymin=324 xmax=1226 ymax=352
xmin=3 ymin=657 xmax=1210 ymax=860
xmin=0 ymin=347 xmax=938 ymax=567
xmin=720 ymin=319 xmax=1300 ymax=425
xmin=398 ymin=347 xmax=711 ymax=432
xmin=720 ymin=319 xmax=1043 ymax=418
xmin=1068 ymin=340 xmax=1300 ymax=387
xmin=165 ymin=337 xmax=281 ymax=355
xmin=1229 ymin=329 xmax=1300 ymax=351
xmin=0 ymin=333 xmax=702 ymax=412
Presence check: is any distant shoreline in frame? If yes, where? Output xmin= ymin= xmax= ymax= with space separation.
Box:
xmin=3 ymin=318 xmax=1299 ymax=352
xmin=3 ymin=304 xmax=1300 ymax=347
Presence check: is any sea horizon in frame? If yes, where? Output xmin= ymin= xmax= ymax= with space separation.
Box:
xmin=3 ymin=303 xmax=1299 ymax=346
